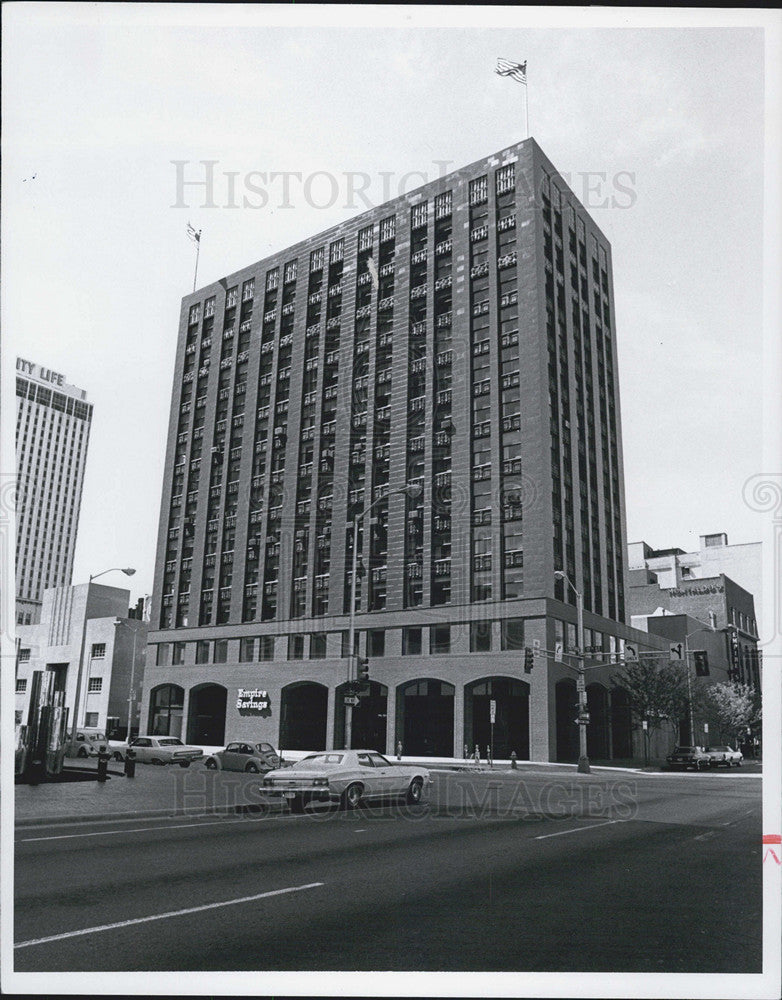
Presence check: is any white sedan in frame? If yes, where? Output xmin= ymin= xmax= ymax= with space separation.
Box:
xmin=112 ymin=736 xmax=204 ymax=767
xmin=261 ymin=749 xmax=431 ymax=812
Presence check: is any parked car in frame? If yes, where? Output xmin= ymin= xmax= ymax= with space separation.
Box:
xmin=705 ymin=745 xmax=743 ymax=768
xmin=112 ymin=736 xmax=204 ymax=767
xmin=65 ymin=730 xmax=109 ymax=758
xmin=261 ymin=749 xmax=431 ymax=812
xmin=204 ymin=741 xmax=284 ymax=773
xmin=666 ymin=746 xmax=712 ymax=771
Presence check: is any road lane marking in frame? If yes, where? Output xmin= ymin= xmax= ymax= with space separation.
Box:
xmin=14 ymin=882 xmax=325 ymax=949
xmin=694 ymin=830 xmax=717 ymax=841
xmin=535 ymin=820 xmax=623 ymax=840
xmin=17 ymin=819 xmax=248 ymax=842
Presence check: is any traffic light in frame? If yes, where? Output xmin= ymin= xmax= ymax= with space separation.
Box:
xmin=693 ymin=650 xmax=710 ymax=676
xmin=358 ymin=657 xmax=369 ymax=683
xmin=523 ymin=647 xmax=534 ymax=673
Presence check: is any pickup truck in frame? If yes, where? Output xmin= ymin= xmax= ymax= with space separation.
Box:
xmin=666 ymin=746 xmax=712 ymax=771
xmin=704 ymin=745 xmax=743 ymax=768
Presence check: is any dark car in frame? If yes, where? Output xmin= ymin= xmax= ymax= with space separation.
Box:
xmin=204 ymin=741 xmax=283 ymax=773
xmin=666 ymin=746 xmax=711 ymax=771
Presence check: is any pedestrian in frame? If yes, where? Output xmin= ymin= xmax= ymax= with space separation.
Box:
xmin=463 ymin=743 xmax=469 ymax=760
xmin=486 ymin=744 xmax=492 ymax=769
xmin=473 ymin=744 xmax=480 ymax=766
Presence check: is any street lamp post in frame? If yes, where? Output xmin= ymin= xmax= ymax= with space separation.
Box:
xmin=345 ymin=484 xmax=420 ymax=749
xmin=114 ymin=618 xmax=140 ymax=741
xmin=554 ymin=570 xmax=590 ymax=774
xmin=68 ymin=568 xmax=135 ymax=754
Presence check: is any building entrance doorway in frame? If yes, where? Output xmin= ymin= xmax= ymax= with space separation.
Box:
xmin=465 ymin=676 xmax=529 ymax=760
xmin=280 ymin=682 xmax=328 ymax=750
xmin=396 ymin=679 xmax=454 ymax=757
xmin=334 ymin=681 xmax=388 ymax=751
xmin=186 ymin=684 xmax=227 ymax=745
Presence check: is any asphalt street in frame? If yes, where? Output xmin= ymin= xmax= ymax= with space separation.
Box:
xmin=14 ymin=769 xmax=762 ymax=973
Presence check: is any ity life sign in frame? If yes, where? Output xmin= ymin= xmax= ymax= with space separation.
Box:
xmin=16 ymin=357 xmax=66 ymax=387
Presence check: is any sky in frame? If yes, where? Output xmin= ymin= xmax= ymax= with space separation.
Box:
xmin=2 ymin=4 xmax=779 ymax=609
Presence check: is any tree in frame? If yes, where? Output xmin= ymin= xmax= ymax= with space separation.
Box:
xmin=612 ymin=656 xmax=690 ymax=737
xmin=704 ymin=682 xmax=760 ymax=745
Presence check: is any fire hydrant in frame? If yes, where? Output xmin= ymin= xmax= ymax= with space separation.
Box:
xmin=97 ymin=746 xmax=110 ymax=783
xmin=510 ymin=751 xmax=518 ymax=770
xmin=396 ymin=741 xmax=403 ymax=761
xmin=124 ymin=747 xmax=136 ymax=778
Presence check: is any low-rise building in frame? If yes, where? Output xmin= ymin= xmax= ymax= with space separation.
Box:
xmin=15 ymin=582 xmax=148 ymax=740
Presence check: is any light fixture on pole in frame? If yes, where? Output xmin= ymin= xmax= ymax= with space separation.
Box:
xmin=554 ymin=569 xmax=590 ymax=773
xmin=345 ymin=483 xmax=421 ymax=749
xmin=69 ymin=568 xmax=135 ymax=753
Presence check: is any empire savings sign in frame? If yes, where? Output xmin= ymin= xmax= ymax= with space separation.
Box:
xmin=237 ymin=688 xmax=270 ymax=711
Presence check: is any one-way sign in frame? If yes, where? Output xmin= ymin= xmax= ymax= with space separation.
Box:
xmin=343 ymin=695 xmax=360 ymax=706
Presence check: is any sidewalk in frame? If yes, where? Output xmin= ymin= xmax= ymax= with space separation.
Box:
xmin=13 ymin=753 xmax=761 ymax=828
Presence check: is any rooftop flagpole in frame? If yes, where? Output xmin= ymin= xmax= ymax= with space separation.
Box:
xmin=187 ymin=222 xmax=202 ymax=292
xmin=495 ymin=58 xmax=528 ymax=139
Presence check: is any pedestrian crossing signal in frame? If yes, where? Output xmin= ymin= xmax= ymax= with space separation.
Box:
xmin=693 ymin=650 xmax=710 ymax=676
xmin=524 ymin=647 xmax=534 ymax=673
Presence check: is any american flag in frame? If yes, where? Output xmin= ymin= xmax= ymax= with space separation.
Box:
xmin=186 ymin=221 xmax=201 ymax=243
xmin=495 ymin=58 xmax=527 ymax=84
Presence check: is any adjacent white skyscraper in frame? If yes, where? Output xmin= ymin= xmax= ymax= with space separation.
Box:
xmin=15 ymin=357 xmax=93 ymax=624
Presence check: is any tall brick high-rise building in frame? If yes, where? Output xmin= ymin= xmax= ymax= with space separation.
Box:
xmin=15 ymin=358 xmax=93 ymax=625
xmin=144 ymin=138 xmax=666 ymax=762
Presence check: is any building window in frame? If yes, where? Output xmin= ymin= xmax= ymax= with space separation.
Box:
xmin=358 ymin=226 xmax=373 ymax=252
xmin=368 ymin=630 xmax=385 ymax=657
xmin=259 ymin=636 xmax=275 ymax=661
xmin=470 ymin=621 xmax=492 ymax=652
xmin=411 ymin=202 xmax=428 ymax=229
xmin=310 ymin=633 xmax=327 ymax=659
xmin=172 ymin=642 xmax=185 ymax=665
xmin=18 ymin=648 xmax=31 ymax=663
xmin=379 ymin=216 xmax=396 ymax=242
xmin=310 ymin=247 xmax=325 ymax=272
xmin=16 ymin=679 xmax=27 ymax=693
xmin=91 ymin=643 xmax=106 ymax=659
xmin=403 ymin=627 xmax=422 ymax=655
xmin=214 ymin=639 xmax=228 ymax=664
xmin=85 ymin=712 xmax=99 ymax=727
xmin=156 ymin=643 xmax=170 ymax=667
xmin=284 ymin=260 xmax=298 ymax=284
xmin=501 ymin=618 xmax=525 ymax=650
xmin=430 ymin=625 xmax=450 ymax=654
xmin=195 ymin=640 xmax=210 ymax=664
xmin=289 ymin=634 xmax=305 ymax=660
xmin=226 ymin=286 xmax=238 ymax=308
xmin=88 ymin=677 xmax=102 ymax=692
xmin=239 ymin=637 xmax=257 ymax=662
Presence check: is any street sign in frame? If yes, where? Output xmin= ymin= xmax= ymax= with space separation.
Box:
xmin=576 ymin=674 xmax=585 ymax=693
xmin=554 ymin=640 xmax=563 ymax=661
xmin=533 ymin=638 xmax=541 ymax=652
xmin=489 ymin=699 xmax=496 ymax=724
xmin=343 ymin=695 xmax=359 ymax=707
xmin=670 ymin=642 xmax=683 ymax=661
xmin=625 ymin=644 xmax=637 ymax=661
